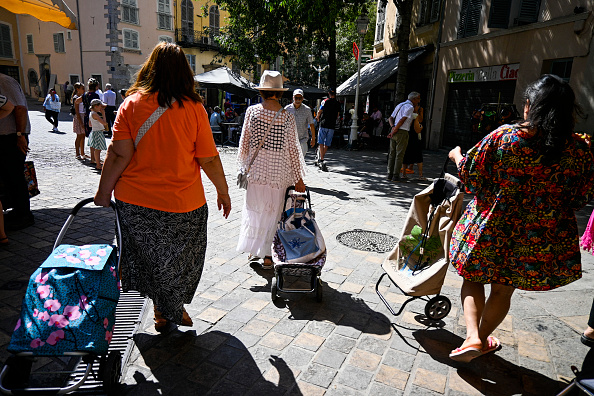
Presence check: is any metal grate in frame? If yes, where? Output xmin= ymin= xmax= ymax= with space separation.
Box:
xmin=65 ymin=291 xmax=148 ymax=393
xmin=336 ymin=229 xmax=398 ymax=253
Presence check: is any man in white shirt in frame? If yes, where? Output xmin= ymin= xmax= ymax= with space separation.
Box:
xmin=285 ymin=89 xmax=315 ymax=158
xmin=103 ymin=83 xmax=117 ymax=136
xmin=387 ymin=92 xmax=421 ymax=182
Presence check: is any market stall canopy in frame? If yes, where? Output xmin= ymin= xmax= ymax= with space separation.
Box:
xmin=194 ymin=66 xmax=258 ymax=98
xmin=337 ymin=46 xmax=431 ymax=96
xmin=3 ymin=0 xmax=78 ymax=30
xmin=283 ymin=83 xmax=328 ymax=100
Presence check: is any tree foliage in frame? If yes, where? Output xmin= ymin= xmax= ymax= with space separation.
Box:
xmin=211 ymin=0 xmax=371 ymax=88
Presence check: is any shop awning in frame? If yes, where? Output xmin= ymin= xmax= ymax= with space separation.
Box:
xmin=194 ymin=66 xmax=258 ymax=98
xmin=337 ymin=46 xmax=431 ymax=96
xmin=2 ymin=0 xmax=78 ymax=30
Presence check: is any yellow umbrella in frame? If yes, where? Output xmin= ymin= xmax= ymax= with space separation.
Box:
xmin=2 ymin=0 xmax=78 ymax=30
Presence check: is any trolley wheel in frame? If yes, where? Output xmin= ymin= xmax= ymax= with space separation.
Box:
xmin=101 ymin=350 xmax=122 ymax=395
xmin=424 ymin=296 xmax=451 ymax=320
xmin=315 ymin=278 xmax=323 ymax=302
xmin=4 ymin=356 xmax=32 ymax=389
xmin=271 ymin=283 xmax=278 ymax=302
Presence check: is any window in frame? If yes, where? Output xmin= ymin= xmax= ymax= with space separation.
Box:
xmin=375 ymin=2 xmax=386 ymax=42
xmin=550 ymin=58 xmax=573 ymax=82
xmin=457 ymin=0 xmax=482 ymax=38
xmin=122 ymin=0 xmax=139 ymax=25
xmin=91 ymin=74 xmax=103 ymax=88
xmin=0 ymin=23 xmax=14 ymax=58
xmin=159 ymin=35 xmax=173 ymax=43
xmin=418 ymin=0 xmax=441 ymax=26
xmin=157 ymin=0 xmax=173 ymax=30
xmin=515 ymin=0 xmax=540 ymax=25
xmin=488 ymin=0 xmax=512 ymax=28
xmin=53 ymin=32 xmax=65 ymax=53
xmin=69 ymin=74 xmax=80 ymax=84
xmin=181 ymin=0 xmax=194 ymax=42
xmin=67 ymin=31 xmax=72 ymax=40
xmin=232 ymin=62 xmax=240 ymax=75
xmin=209 ymin=5 xmax=220 ymax=36
xmin=26 ymin=34 xmax=34 ymax=53
xmin=256 ymin=64 xmax=262 ymax=82
xmin=123 ymin=29 xmax=139 ymax=49
xmin=186 ymin=54 xmax=196 ymax=73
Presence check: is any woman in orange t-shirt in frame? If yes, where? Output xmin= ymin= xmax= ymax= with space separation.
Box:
xmin=94 ymin=43 xmax=231 ymax=332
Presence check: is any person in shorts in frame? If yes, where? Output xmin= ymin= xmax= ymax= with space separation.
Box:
xmin=315 ymin=88 xmax=340 ymax=169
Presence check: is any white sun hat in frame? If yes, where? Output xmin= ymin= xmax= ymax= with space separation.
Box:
xmin=256 ymin=70 xmax=289 ymax=91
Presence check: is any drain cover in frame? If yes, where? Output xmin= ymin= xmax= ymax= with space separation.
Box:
xmin=336 ymin=230 xmax=398 ymax=253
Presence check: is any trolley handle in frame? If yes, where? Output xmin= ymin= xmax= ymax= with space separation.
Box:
xmin=284 ymin=186 xmax=311 ymax=208
xmin=53 ymin=198 xmax=123 ymax=273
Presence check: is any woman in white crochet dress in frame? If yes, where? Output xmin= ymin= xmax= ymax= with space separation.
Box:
xmin=237 ymin=70 xmax=307 ymax=269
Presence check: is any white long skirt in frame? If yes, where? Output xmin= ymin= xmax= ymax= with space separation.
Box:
xmin=237 ymin=183 xmax=286 ymax=257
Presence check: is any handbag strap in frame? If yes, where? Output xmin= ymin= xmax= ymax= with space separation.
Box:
xmin=245 ymin=107 xmax=284 ymax=173
xmin=134 ymin=98 xmax=176 ymax=148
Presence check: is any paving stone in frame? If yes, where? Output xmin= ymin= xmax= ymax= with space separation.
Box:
xmin=357 ymin=334 xmax=389 ymax=356
xmin=408 ymin=385 xmax=442 ymax=395
xmin=197 ymin=307 xmax=228 ymax=324
xmin=280 ymin=346 xmax=316 ymax=368
xmin=447 ymin=369 xmax=484 ymax=395
xmin=293 ymin=332 xmax=325 ymax=351
xmin=413 ymin=367 xmax=447 ymax=393
xmin=189 ymin=361 xmax=227 ymax=388
xmin=368 ymin=382 xmax=404 ymax=396
xmin=208 ymin=344 xmax=246 ymax=369
xmin=304 ymin=321 xmax=336 ymax=338
xmin=375 ymin=365 xmax=409 ymax=390
xmin=325 ymin=384 xmax=364 ymax=395
xmin=242 ymin=319 xmax=275 ymax=336
xmin=382 ymin=349 xmax=415 ymax=372
xmin=193 ymin=331 xmax=229 ymax=351
xmin=241 ymin=298 xmax=270 ymax=312
xmin=245 ymin=377 xmax=289 ymax=396
xmin=300 ymin=363 xmax=337 ymax=388
xmin=260 ymin=331 xmax=294 ymax=350
xmin=390 ymin=334 xmax=422 ymax=355
xmin=206 ymin=379 xmax=249 ymax=395
xmin=272 ymin=318 xmax=308 ymax=337
xmin=348 ymin=349 xmax=382 ymax=372
xmin=325 ymin=334 xmax=357 ymax=354
xmin=335 ymin=365 xmax=374 ymax=391
xmin=313 ymin=348 xmax=347 ymax=369
xmin=286 ymin=381 xmax=326 ymax=396
xmin=518 ymin=342 xmax=551 ymax=362
xmin=263 ymin=364 xmax=300 ymax=389
xmin=225 ymin=307 xmax=258 ymax=324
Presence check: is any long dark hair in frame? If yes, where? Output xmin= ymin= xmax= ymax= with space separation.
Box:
xmin=523 ymin=74 xmax=579 ymax=163
xmin=126 ymin=42 xmax=201 ymax=108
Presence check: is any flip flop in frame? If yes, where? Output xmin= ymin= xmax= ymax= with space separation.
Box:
xmin=449 ymin=345 xmax=482 ymax=362
xmin=480 ymin=336 xmax=502 ymax=356
xmin=582 ymin=333 xmax=594 ymax=347
xmin=0 ymin=237 xmax=9 ymax=247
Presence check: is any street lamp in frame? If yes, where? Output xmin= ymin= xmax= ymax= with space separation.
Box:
xmin=308 ymin=54 xmax=328 ymax=89
xmin=349 ymin=10 xmax=369 ymax=149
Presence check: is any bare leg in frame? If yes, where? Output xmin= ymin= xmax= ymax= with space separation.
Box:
xmin=0 ymin=201 xmax=6 ymax=241
xmin=94 ymin=150 xmax=102 ymax=169
xmin=90 ymin=147 xmax=96 ymax=162
xmin=477 ymin=283 xmax=515 ymax=345
xmin=417 ymin=162 xmax=424 ymax=178
xmin=76 ymin=135 xmax=85 ymax=157
xmin=460 ymin=279 xmax=486 ymax=349
xmin=319 ymin=145 xmax=328 ymax=161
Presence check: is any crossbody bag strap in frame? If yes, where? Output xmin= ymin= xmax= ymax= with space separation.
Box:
xmin=134 ymin=98 xmax=176 ymax=149
xmin=245 ymin=107 xmax=284 ymax=173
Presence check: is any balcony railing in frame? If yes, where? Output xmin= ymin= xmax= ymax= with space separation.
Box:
xmin=175 ymin=29 xmax=219 ymax=50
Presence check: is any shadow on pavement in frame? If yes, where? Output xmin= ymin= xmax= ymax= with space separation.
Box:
xmin=249 ymin=264 xmax=391 ymax=336
xmin=413 ymin=328 xmax=565 ymax=395
xmin=121 ymin=330 xmax=302 ymax=395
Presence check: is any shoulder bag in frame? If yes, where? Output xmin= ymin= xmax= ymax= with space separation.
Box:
xmin=134 ymin=99 xmax=175 ymax=149
xmin=237 ymin=108 xmax=284 ymax=190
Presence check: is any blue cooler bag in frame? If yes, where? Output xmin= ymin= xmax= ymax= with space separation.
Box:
xmin=8 ymin=244 xmax=120 ymax=355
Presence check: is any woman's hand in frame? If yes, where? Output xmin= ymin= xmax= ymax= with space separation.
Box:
xmin=94 ymin=192 xmax=111 ymax=208
xmin=448 ymin=146 xmax=464 ymax=167
xmin=217 ymin=193 xmax=231 ymax=219
xmin=295 ymin=179 xmax=306 ymax=193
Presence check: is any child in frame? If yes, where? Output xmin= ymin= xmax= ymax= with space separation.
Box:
xmin=88 ymin=99 xmax=108 ymax=170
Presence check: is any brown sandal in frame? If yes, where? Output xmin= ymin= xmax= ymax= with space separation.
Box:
xmin=181 ymin=309 xmax=193 ymax=327
xmin=154 ymin=308 xmax=168 ymax=332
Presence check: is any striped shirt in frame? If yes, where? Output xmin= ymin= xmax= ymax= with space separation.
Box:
xmin=285 ymin=103 xmax=314 ymax=140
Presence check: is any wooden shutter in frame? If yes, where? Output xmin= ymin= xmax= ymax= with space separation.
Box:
xmin=418 ymin=0 xmax=428 ymax=24
xmin=457 ymin=0 xmax=482 ymax=38
xmin=429 ymin=0 xmax=441 ymax=23
xmin=488 ymin=0 xmax=512 ymax=28
xmin=0 ymin=24 xmax=13 ymax=58
xmin=517 ymin=0 xmax=540 ymax=24
xmin=53 ymin=33 xmax=60 ymax=52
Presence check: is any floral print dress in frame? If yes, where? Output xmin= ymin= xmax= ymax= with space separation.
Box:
xmin=449 ymin=125 xmax=594 ymax=291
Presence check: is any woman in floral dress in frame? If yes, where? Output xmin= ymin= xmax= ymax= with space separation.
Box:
xmin=447 ymin=74 xmax=594 ymax=362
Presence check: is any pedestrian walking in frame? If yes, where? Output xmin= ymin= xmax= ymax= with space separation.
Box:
xmin=387 ymin=92 xmax=421 ymax=182
xmin=103 ymin=83 xmax=117 ymax=136
xmin=43 ymin=88 xmax=61 ymax=132
xmin=0 ymin=73 xmax=34 ymax=231
xmin=402 ymin=104 xmax=425 ymax=180
xmin=580 ymin=210 xmax=594 ymax=347
xmin=71 ymin=82 xmax=88 ymax=160
xmin=447 ymin=74 xmax=594 ymax=363
xmin=64 ymin=81 xmax=73 ymax=105
xmin=237 ymin=70 xmax=306 ymax=269
xmin=370 ymin=105 xmax=383 ymax=137
xmin=285 ymin=88 xmax=315 ymax=158
xmin=83 ymin=78 xmax=101 ymax=161
xmin=315 ymin=88 xmax=340 ymax=171
xmin=94 ymin=42 xmax=231 ymax=332
xmin=0 ymin=94 xmax=15 ymax=246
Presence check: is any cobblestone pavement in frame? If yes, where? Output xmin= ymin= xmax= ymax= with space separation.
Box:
xmin=1 ymin=101 xmax=593 ymax=395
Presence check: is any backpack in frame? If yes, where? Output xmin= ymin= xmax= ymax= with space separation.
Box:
xmin=70 ymin=102 xmax=76 ymax=116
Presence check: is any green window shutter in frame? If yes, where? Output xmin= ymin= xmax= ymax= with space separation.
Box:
xmin=458 ymin=0 xmax=482 ymax=38
xmin=517 ymin=0 xmax=540 ymax=24
xmin=488 ymin=0 xmax=511 ymax=28
xmin=429 ymin=0 xmax=441 ymax=23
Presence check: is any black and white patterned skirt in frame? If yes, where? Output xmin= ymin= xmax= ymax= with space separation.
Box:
xmin=116 ymin=200 xmax=208 ymax=324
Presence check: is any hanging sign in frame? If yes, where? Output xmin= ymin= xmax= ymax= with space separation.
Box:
xmin=448 ymin=63 xmax=519 ymax=83
xmin=353 ymin=42 xmax=359 ymax=61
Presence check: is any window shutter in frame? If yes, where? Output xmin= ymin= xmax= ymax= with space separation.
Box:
xmin=158 ymin=0 xmax=165 ymax=13
xmin=418 ymin=0 xmax=428 ymax=24
xmin=517 ymin=0 xmax=540 ymax=24
xmin=124 ymin=30 xmax=131 ymax=47
xmin=0 ymin=24 xmax=12 ymax=58
xmin=132 ymin=31 xmax=138 ymax=48
xmin=488 ymin=0 xmax=511 ymax=28
xmin=458 ymin=0 xmax=482 ymax=38
xmin=27 ymin=35 xmax=34 ymax=53
xmin=429 ymin=0 xmax=441 ymax=23
xmin=53 ymin=33 xmax=59 ymax=52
